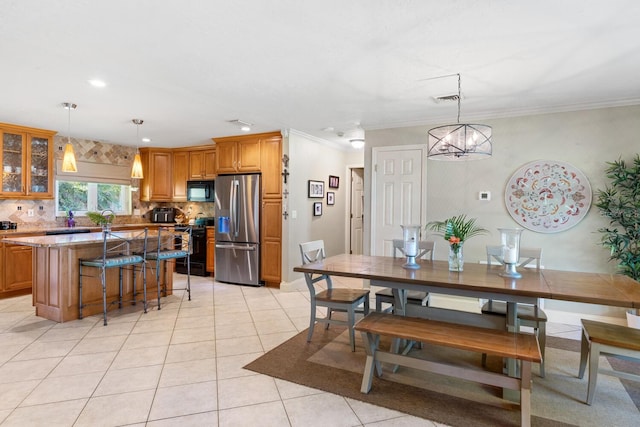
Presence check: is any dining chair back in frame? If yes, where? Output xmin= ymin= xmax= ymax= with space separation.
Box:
xmin=146 ymin=226 xmax=192 ymax=309
xmin=79 ymin=228 xmax=148 ymax=325
xmin=482 ymin=245 xmax=547 ymax=376
xmin=299 ymin=240 xmax=370 ymax=351
xmin=375 ymin=240 xmax=434 ymax=313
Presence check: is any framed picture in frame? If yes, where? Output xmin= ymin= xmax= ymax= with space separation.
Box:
xmin=327 ymin=192 xmax=335 ymax=205
xmin=328 ymin=175 xmax=340 ymax=189
xmin=313 ymin=202 xmax=322 ymax=216
xmin=308 ymin=180 xmax=324 ymax=198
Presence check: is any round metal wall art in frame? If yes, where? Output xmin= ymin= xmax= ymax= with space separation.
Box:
xmin=504 ymin=160 xmax=592 ymax=233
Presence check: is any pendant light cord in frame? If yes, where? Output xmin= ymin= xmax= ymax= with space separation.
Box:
xmin=456 ymin=73 xmax=461 ymax=124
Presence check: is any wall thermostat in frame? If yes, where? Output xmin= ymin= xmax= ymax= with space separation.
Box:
xmin=479 ymin=191 xmax=491 ymax=201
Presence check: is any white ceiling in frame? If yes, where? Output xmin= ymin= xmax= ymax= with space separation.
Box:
xmin=2 ymin=1 xmax=640 ymax=150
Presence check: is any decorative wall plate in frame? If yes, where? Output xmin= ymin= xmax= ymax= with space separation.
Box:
xmin=504 ymin=160 xmax=592 ymax=233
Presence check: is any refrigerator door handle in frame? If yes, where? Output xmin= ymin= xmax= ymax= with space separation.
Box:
xmin=231 ymin=179 xmax=240 ymax=237
xmin=215 ymin=243 xmax=257 ymax=251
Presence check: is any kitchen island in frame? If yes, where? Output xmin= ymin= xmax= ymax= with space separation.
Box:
xmin=2 ymin=230 xmax=174 ymax=322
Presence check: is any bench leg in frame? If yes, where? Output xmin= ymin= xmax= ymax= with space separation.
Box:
xmin=578 ymin=328 xmax=589 ymax=379
xmin=520 ymin=360 xmax=532 ymax=427
xmin=360 ymin=331 xmax=381 ymax=393
xmin=586 ymin=342 xmax=601 ymax=405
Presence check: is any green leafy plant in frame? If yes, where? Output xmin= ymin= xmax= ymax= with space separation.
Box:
xmin=86 ymin=210 xmax=115 ymax=226
xmin=595 ymin=154 xmax=640 ymax=280
xmin=426 ymin=214 xmax=489 ymax=252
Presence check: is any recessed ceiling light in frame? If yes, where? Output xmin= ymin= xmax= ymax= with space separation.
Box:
xmin=141 ymin=137 xmax=151 ymax=143
xmin=228 ymin=119 xmax=252 ymax=132
xmin=88 ymin=79 xmax=106 ymax=88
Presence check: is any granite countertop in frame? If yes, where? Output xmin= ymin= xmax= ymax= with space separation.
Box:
xmin=2 ymin=229 xmax=159 ymax=248
xmin=0 ymin=223 xmax=174 ymax=237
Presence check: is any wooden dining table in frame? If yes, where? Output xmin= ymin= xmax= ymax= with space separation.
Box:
xmin=294 ymin=254 xmax=640 ymax=398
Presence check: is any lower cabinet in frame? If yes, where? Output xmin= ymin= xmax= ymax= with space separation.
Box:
xmin=261 ymin=199 xmax=282 ymax=286
xmin=0 ymin=242 xmax=33 ymax=298
xmin=206 ymin=227 xmax=215 ymax=273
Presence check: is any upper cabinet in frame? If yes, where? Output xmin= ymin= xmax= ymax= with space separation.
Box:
xmin=172 ymin=150 xmax=189 ymax=202
xmin=214 ymin=136 xmax=260 ymax=173
xmin=139 ymin=148 xmax=173 ymax=202
xmin=0 ymin=123 xmax=56 ymax=199
xmin=189 ymin=148 xmax=216 ymax=180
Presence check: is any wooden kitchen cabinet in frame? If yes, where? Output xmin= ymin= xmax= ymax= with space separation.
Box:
xmin=261 ymin=198 xmax=282 ymax=286
xmin=0 ymin=241 xmax=33 ymax=298
xmin=189 ymin=148 xmax=216 ymax=179
xmin=0 ymin=123 xmax=56 ymax=199
xmin=140 ymin=148 xmax=173 ymax=202
xmin=214 ymin=136 xmax=260 ymax=173
xmin=206 ymin=227 xmax=215 ymax=273
xmin=172 ymin=150 xmax=189 ymax=201
xmin=260 ymin=134 xmax=282 ymax=199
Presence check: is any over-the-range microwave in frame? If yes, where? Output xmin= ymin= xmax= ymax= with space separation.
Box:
xmin=187 ymin=180 xmax=215 ymax=202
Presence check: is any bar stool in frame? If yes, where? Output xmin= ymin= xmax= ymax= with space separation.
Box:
xmin=79 ymin=228 xmax=148 ymax=326
xmin=146 ymin=225 xmax=192 ymax=308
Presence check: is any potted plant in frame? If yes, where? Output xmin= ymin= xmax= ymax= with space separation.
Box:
xmin=595 ymin=154 xmax=640 ymax=327
xmin=426 ymin=214 xmax=488 ymax=271
xmin=87 ymin=210 xmax=115 ymax=231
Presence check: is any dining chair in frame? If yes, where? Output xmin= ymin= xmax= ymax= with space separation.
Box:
xmin=375 ymin=239 xmax=433 ymax=313
xmin=79 ymin=228 xmax=148 ymax=326
xmin=578 ymin=318 xmax=640 ymax=405
xmin=482 ymin=246 xmax=547 ymax=376
xmin=146 ymin=225 xmax=192 ymax=309
xmin=299 ymin=240 xmax=370 ymax=352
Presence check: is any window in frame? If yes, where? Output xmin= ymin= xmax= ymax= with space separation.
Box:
xmin=56 ymin=180 xmax=132 ymax=217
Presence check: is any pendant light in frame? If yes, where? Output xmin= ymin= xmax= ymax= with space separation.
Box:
xmin=130 ymin=119 xmax=144 ymax=179
xmin=427 ymin=74 xmax=492 ymax=160
xmin=61 ymin=102 xmax=78 ymax=172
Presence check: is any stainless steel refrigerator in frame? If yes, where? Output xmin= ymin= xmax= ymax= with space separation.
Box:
xmin=214 ymin=173 xmax=261 ymax=286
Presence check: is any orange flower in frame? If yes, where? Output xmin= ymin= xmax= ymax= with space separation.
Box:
xmin=448 ymin=236 xmax=461 ymax=244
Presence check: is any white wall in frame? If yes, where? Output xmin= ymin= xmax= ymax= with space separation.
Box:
xmin=283 ymin=131 xmax=363 ymax=284
xmin=364 ymin=105 xmax=640 ymax=321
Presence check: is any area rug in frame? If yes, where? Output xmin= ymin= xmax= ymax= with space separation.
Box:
xmin=244 ymin=326 xmax=640 ymax=427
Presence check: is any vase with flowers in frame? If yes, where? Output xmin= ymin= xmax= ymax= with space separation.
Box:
xmin=426 ymin=214 xmax=488 ymax=272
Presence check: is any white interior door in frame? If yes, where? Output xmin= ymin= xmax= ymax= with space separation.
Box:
xmin=371 ymin=146 xmax=425 ymax=256
xmin=350 ymin=167 xmax=364 ymax=254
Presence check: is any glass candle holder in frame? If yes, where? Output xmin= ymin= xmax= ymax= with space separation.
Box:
xmin=401 ymin=224 xmax=421 ymax=269
xmin=498 ymin=228 xmax=523 ymax=278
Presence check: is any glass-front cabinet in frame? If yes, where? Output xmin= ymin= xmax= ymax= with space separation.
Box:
xmin=1 ymin=123 xmax=56 ymax=199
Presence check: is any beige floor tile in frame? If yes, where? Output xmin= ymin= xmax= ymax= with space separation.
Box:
xmin=36 ymin=325 xmax=92 ymax=341
xmin=345 ymin=397 xmax=406 ymax=424
xmin=146 ymin=410 xmax=219 ymax=426
xmin=75 ymin=389 xmax=155 ymax=427
xmin=0 ymin=379 xmax=40 ymax=410
xmin=122 ymin=330 xmax=173 ymax=350
xmin=0 ymin=330 xmax=43 ymax=347
xmin=49 ymin=351 xmax=118 ymax=377
xmin=94 ymin=364 xmax=163 ymax=396
xmin=273 ymin=291 xmax=309 ymax=308
xmin=284 ymin=393 xmax=361 ymax=427
xmin=0 ymin=357 xmax=62 ymax=384
xmin=216 ymin=352 xmax=264 ymax=380
xmin=214 ymin=302 xmax=249 ymax=315
xmin=0 ymin=409 xmax=10 ymax=424
xmin=176 ymin=305 xmax=215 ymax=319
xmin=165 ymin=340 xmax=216 ymax=363
xmin=110 ymin=345 xmax=168 ymax=370
xmin=21 ymin=371 xmax=104 ymax=405
xmin=175 ymin=314 xmax=214 ymax=329
xmin=1 ymin=398 xmax=87 ymax=427
xmin=217 ymin=374 xmax=280 ymax=410
xmin=149 ymin=380 xmax=218 ymax=420
xmin=215 ymin=335 xmax=263 ymax=357
xmin=69 ymin=334 xmax=127 ymax=356
xmin=250 ymin=309 xmax=290 ymax=323
xmin=131 ymin=318 xmax=176 ymax=334
xmin=219 ymin=400 xmax=289 ymax=426
xmin=83 ymin=321 xmax=136 ymax=338
xmin=0 ymin=344 xmax=28 ymax=365
xmin=215 ymin=321 xmax=257 ymax=339
xmin=214 ymin=311 xmax=253 ymax=326
xmin=159 ymin=357 xmax=217 ymax=387
xmin=274 ymin=378 xmax=323 ymax=400
xmin=12 ymin=339 xmax=78 ymax=361
xmin=170 ymin=325 xmax=215 ymax=344
xmin=365 ymin=415 xmax=441 ymax=426
xmin=254 ymin=318 xmax=296 ymax=335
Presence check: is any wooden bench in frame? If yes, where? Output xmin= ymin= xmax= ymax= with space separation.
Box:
xmin=578 ymin=319 xmax=640 ymax=405
xmin=355 ymin=312 xmax=541 ymax=427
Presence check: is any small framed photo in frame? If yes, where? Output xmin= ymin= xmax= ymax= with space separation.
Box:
xmin=308 ymin=180 xmax=324 ymax=198
xmin=313 ymin=202 xmax=323 ymax=216
xmin=328 ymin=175 xmax=340 ymax=189
xmin=327 ymin=192 xmax=335 ymax=205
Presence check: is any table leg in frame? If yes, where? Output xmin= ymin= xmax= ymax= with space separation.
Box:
xmin=504 ymin=301 xmax=520 ymax=402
